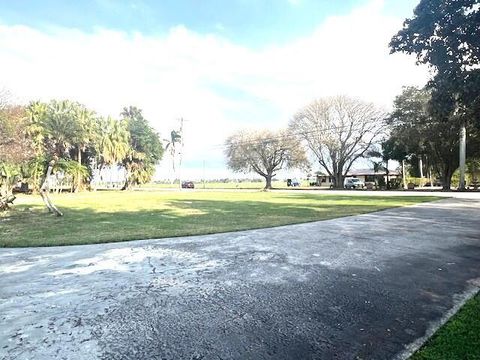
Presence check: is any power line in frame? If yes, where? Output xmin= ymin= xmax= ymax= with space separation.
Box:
xmin=205 ymin=118 xmax=387 ymax=150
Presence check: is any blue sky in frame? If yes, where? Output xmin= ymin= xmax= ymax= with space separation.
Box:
xmin=0 ymin=0 xmax=427 ymax=180
xmin=1 ymin=0 xmax=417 ymax=47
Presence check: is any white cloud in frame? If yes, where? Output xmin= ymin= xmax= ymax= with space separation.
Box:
xmin=0 ymin=0 xmax=429 ymax=179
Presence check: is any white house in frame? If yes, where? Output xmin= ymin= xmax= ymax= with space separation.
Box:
xmin=315 ymin=168 xmax=400 ymax=187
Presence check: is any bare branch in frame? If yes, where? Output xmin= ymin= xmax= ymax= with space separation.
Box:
xmin=290 ymin=96 xmax=386 ymax=188
xmin=225 ymin=129 xmax=307 ymax=189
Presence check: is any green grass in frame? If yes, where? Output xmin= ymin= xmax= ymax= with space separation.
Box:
xmin=1 ymin=191 xmax=439 ymax=247
xmin=411 ymin=293 xmax=480 ymax=360
xmin=140 ymin=180 xmax=303 ymax=189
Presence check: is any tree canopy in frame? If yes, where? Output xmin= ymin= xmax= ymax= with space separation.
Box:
xmin=121 ymin=106 xmax=164 ymax=189
xmin=389 ymin=0 xmax=480 ymax=188
xmin=1 ymin=100 xmax=164 ymax=203
xmin=390 ymin=0 xmax=480 ymax=125
xmin=290 ymin=96 xmax=386 ymax=188
xmin=390 ymin=1 xmax=480 ymax=74
xmin=225 ymin=129 xmax=307 ymax=189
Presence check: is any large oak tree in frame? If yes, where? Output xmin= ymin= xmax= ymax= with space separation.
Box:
xmin=290 ymin=96 xmax=386 ymax=188
xmin=390 ymin=0 xmax=480 ymax=188
xmin=225 ymin=129 xmax=307 ymax=189
xmin=121 ymin=106 xmax=164 ymax=190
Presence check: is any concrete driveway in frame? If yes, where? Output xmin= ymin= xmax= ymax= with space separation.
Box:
xmin=1 ymin=195 xmax=480 ymax=359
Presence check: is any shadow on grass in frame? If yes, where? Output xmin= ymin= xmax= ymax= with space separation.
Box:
xmin=1 ymin=197 xmax=435 ymax=248
xmin=273 ymin=194 xmax=441 ymax=203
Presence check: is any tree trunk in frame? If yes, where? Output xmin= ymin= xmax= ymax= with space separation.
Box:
xmin=264 ymin=174 xmax=273 ymax=190
xmin=76 ymin=147 xmax=82 ymax=193
xmin=441 ymin=163 xmax=455 ymax=191
xmin=0 ymin=174 xmax=15 ymax=211
xmin=122 ymin=177 xmax=131 ymax=191
xmin=122 ymin=180 xmax=131 ymax=190
xmin=459 ymin=123 xmax=466 ymax=190
xmin=122 ymin=168 xmax=132 ymax=191
xmin=40 ymin=161 xmax=63 ymax=216
xmin=171 ymin=151 xmax=176 ymax=185
xmin=334 ymin=172 xmax=345 ymax=189
xmin=386 ymin=160 xmax=390 ymax=190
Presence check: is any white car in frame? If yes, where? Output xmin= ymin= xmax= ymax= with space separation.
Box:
xmin=344 ymin=178 xmax=365 ymax=189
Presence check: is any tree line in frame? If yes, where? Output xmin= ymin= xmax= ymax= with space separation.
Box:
xmin=225 ymin=96 xmax=387 ymax=189
xmin=0 ymin=97 xmax=164 ymax=205
xmin=2 ymin=0 xmax=479 ymax=198
xmin=225 ymin=0 xmax=480 ymax=190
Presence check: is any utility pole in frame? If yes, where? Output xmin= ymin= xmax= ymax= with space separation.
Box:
xmin=203 ymin=160 xmax=206 ymax=189
xmin=419 ymin=156 xmax=424 ymax=179
xmin=402 ymin=159 xmax=407 ymax=189
xmin=454 ymin=91 xmax=466 ymax=191
xmin=426 ymin=155 xmax=433 ymax=188
xmin=459 ymin=122 xmax=466 ymax=190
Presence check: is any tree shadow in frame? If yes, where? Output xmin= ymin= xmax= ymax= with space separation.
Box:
xmin=0 ymin=193 xmax=445 ymax=248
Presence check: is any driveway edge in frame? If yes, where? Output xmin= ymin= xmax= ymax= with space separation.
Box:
xmin=393 ymin=280 xmax=480 ymax=360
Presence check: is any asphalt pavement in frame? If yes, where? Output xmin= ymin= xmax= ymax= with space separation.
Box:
xmin=1 ymin=194 xmax=479 ymax=359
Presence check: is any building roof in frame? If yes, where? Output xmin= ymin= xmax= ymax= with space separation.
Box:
xmin=316 ymin=168 xmax=400 ymax=177
xmin=347 ymin=168 xmax=400 ymax=176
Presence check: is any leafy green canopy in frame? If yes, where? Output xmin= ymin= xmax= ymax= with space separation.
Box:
xmin=389 ymin=0 xmax=480 ymax=188
xmin=8 ymin=101 xmax=165 ymax=191
xmin=121 ymin=106 xmax=164 ymax=188
xmin=390 ymin=0 xmax=480 ymax=124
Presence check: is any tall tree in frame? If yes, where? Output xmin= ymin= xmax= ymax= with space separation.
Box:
xmin=72 ymin=105 xmax=96 ymax=191
xmin=225 ymin=129 xmax=307 ymax=190
xmin=41 ymin=100 xmax=78 ymax=158
xmin=97 ymin=116 xmax=130 ymax=172
xmin=164 ymin=129 xmax=182 ymax=183
xmin=366 ymin=142 xmax=393 ymax=189
xmin=0 ymin=105 xmax=35 ymax=203
xmin=390 ymin=0 xmax=480 ymax=188
xmin=26 ymin=100 xmax=96 ymax=191
xmin=120 ymin=106 xmax=163 ymax=189
xmin=290 ymin=96 xmax=386 ymax=188
xmin=386 ymin=86 xmax=476 ymax=189
xmin=390 ymin=0 xmax=480 ymax=83
xmin=0 ymin=106 xmax=34 ymax=165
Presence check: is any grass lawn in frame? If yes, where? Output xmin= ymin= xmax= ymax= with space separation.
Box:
xmin=1 ymin=190 xmax=439 ymax=247
xmin=140 ymin=180 xmax=297 ymax=189
xmin=411 ymin=293 xmax=480 ymax=360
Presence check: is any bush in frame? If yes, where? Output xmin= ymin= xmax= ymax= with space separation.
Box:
xmin=388 ymin=178 xmax=402 ymax=189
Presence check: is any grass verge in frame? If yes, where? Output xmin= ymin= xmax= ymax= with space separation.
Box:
xmin=1 ymin=191 xmax=439 ymax=247
xmin=410 ymin=293 xmax=480 ymax=360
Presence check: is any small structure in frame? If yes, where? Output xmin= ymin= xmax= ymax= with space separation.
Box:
xmin=314 ymin=173 xmax=333 ymax=187
xmin=316 ymin=169 xmax=400 ymax=188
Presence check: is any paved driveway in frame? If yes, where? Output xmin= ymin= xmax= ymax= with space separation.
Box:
xmin=1 ymin=196 xmax=480 ymax=359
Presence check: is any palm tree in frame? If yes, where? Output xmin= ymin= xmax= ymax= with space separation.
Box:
xmin=164 ymin=130 xmax=182 ymax=183
xmin=101 ymin=117 xmax=130 ymax=166
xmin=27 ymin=100 xmax=91 ymax=192
xmin=44 ymin=100 xmax=78 ymax=158
xmin=72 ymin=106 xmax=96 ymax=191
xmin=97 ymin=117 xmax=130 ymax=187
xmin=26 ymin=101 xmax=47 ymax=152
xmin=368 ymin=147 xmax=391 ymax=189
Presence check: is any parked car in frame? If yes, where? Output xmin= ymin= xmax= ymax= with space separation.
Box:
xmin=344 ymin=177 xmax=365 ymax=189
xmin=181 ymin=181 xmax=195 ymax=189
xmin=287 ymin=178 xmax=300 ymax=187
